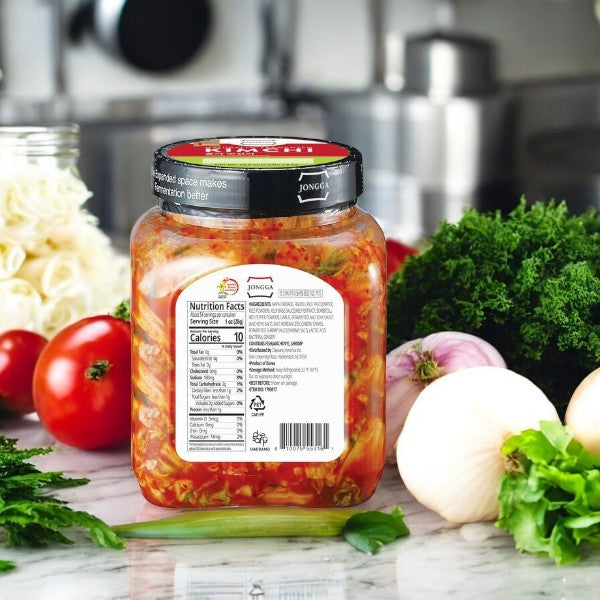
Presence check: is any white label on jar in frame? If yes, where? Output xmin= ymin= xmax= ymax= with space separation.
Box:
xmin=174 ymin=264 xmax=345 ymax=462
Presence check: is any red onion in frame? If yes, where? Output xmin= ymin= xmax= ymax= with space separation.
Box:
xmin=385 ymin=331 xmax=506 ymax=461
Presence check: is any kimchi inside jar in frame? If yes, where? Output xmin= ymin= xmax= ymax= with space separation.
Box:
xmin=131 ymin=137 xmax=386 ymax=508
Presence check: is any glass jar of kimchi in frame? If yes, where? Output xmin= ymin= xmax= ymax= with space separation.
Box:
xmin=131 ymin=136 xmax=386 ymax=508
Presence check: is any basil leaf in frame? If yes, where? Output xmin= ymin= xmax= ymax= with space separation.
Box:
xmin=342 ymin=507 xmax=410 ymax=555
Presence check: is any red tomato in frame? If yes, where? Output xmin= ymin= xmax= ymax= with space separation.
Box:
xmin=0 ymin=330 xmax=47 ymax=417
xmin=386 ymin=238 xmax=418 ymax=280
xmin=33 ymin=316 xmax=131 ymax=450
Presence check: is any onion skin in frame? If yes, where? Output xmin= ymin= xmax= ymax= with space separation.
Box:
xmin=566 ymin=367 xmax=600 ymax=455
xmin=385 ymin=332 xmax=506 ymax=461
xmin=396 ymin=366 xmax=560 ymax=524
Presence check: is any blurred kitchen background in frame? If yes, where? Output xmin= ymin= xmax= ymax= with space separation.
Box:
xmin=3 ymin=0 xmax=600 ymax=244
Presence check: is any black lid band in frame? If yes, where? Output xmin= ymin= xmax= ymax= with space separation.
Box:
xmin=152 ymin=136 xmax=363 ymax=218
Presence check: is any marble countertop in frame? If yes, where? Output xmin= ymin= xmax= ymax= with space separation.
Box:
xmin=1 ymin=418 xmax=599 ymax=600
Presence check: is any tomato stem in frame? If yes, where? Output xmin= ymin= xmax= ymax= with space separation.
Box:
xmin=85 ymin=360 xmax=112 ymax=381
xmin=113 ymin=299 xmax=131 ymax=321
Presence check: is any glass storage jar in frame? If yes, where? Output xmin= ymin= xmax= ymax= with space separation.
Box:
xmin=130 ymin=136 xmax=386 ymax=508
xmin=0 ymin=124 xmax=80 ymax=167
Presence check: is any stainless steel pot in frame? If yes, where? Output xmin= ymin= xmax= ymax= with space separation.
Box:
xmin=404 ymin=31 xmax=497 ymax=98
xmin=324 ymin=87 xmax=513 ymax=242
xmin=323 ymin=31 xmax=515 ymax=242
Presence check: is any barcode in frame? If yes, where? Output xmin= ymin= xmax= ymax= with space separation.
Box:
xmin=279 ymin=422 xmax=330 ymax=450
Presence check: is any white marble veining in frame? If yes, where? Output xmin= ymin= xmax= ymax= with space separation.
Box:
xmin=1 ymin=417 xmax=599 ymax=600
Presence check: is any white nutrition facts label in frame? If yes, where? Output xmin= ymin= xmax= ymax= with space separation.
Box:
xmin=174 ymin=263 xmax=345 ymax=463
xmin=186 ymin=300 xmax=247 ymax=449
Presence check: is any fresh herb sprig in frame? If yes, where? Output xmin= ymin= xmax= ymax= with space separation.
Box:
xmin=497 ymin=421 xmax=600 ymax=565
xmin=0 ymin=435 xmax=124 ymax=573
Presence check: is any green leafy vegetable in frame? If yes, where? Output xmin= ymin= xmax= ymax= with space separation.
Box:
xmin=342 ymin=507 xmax=410 ymax=554
xmin=113 ymin=505 xmax=409 ymax=554
xmin=0 ymin=559 xmax=15 ymax=573
xmin=497 ymin=421 xmax=600 ymax=565
xmin=387 ymin=199 xmax=600 ymax=415
xmin=0 ymin=435 xmax=124 ymax=573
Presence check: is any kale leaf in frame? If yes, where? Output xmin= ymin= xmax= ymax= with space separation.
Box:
xmin=497 ymin=421 xmax=600 ymax=565
xmin=387 ymin=199 xmax=600 ymax=415
xmin=0 ymin=435 xmax=124 ymax=573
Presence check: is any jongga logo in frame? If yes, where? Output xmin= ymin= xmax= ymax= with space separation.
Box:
xmin=217 ymin=278 xmax=239 ymax=297
xmin=247 ymin=276 xmax=274 ymax=299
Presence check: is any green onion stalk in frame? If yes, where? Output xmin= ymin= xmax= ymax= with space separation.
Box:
xmin=112 ymin=506 xmax=410 ymax=555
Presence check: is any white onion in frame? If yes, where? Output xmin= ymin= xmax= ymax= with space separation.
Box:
xmin=396 ymin=366 xmax=560 ymax=523
xmin=565 ymin=367 xmax=600 ymax=455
